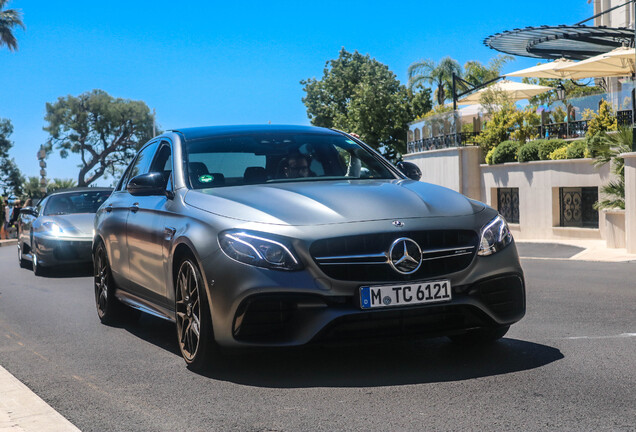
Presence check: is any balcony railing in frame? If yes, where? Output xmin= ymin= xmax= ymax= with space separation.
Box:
xmin=406 ymin=109 xmax=634 ymax=154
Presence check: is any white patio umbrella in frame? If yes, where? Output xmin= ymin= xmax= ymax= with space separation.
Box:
xmin=556 ymin=46 xmax=635 ymax=78
xmin=505 ymin=58 xmax=579 ymax=79
xmin=458 ymin=80 xmax=553 ymax=104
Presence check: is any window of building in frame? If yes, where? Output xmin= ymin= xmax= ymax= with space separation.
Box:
xmin=559 ymin=187 xmax=598 ymax=228
xmin=497 ymin=188 xmax=519 ymax=224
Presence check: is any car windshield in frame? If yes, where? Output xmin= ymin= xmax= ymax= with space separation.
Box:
xmin=43 ymin=190 xmax=111 ymax=215
xmin=185 ymin=132 xmax=397 ymax=188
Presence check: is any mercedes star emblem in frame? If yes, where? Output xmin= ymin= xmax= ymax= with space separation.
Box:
xmin=388 ymin=237 xmax=422 ymax=275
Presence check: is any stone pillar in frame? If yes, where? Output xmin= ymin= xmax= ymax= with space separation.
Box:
xmin=623 ymin=153 xmax=636 ymax=253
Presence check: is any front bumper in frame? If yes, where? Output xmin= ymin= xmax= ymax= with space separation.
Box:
xmin=33 ymin=235 xmax=93 ymax=267
xmin=203 ymin=241 xmax=525 ymax=348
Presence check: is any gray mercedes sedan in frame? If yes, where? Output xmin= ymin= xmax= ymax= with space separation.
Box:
xmin=93 ymin=125 xmax=525 ymax=371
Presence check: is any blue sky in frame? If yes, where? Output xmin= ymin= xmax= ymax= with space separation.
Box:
xmin=0 ymin=0 xmax=594 ymax=186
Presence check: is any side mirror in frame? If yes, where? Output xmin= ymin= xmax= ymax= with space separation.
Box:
xmin=20 ymin=207 xmax=37 ymax=217
xmin=396 ymin=161 xmax=422 ymax=181
xmin=127 ymin=172 xmax=166 ymax=196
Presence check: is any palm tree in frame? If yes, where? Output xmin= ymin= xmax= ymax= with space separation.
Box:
xmin=589 ymin=127 xmax=632 ymax=210
xmin=0 ymin=0 xmax=24 ymax=52
xmin=407 ymin=57 xmax=461 ymax=106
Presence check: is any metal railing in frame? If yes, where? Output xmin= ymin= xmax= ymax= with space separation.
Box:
xmin=407 ymin=109 xmax=635 ymax=153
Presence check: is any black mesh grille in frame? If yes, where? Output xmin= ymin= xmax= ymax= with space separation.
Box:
xmin=310 ymin=230 xmax=478 ymax=282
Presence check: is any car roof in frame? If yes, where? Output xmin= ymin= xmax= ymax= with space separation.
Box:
xmin=169 ymin=125 xmax=342 ymax=142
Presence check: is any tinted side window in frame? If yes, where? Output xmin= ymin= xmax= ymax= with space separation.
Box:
xmin=118 ymin=141 xmax=160 ymax=191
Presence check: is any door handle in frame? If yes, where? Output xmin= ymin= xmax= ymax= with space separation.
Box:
xmin=105 ymin=204 xmax=113 ymax=213
xmin=130 ymin=203 xmax=139 ymax=213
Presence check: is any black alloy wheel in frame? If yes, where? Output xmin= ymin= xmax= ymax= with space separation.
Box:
xmin=94 ymin=242 xmax=138 ymax=324
xmin=175 ymin=257 xmax=216 ymax=371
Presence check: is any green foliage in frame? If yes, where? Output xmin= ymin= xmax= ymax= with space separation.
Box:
xmin=585 ymin=100 xmax=617 ymax=137
xmin=407 ymin=84 xmax=433 ymax=120
xmin=475 ymin=103 xmax=540 ymax=158
xmin=0 ymin=117 xmax=24 ymax=196
xmin=565 ymin=140 xmax=587 ymax=159
xmin=485 ymin=147 xmax=496 ymax=165
xmin=538 ymin=139 xmax=566 ymax=160
xmin=21 ymin=177 xmax=45 ymax=200
xmin=522 ymin=76 xmax=602 ymax=107
xmin=44 ymin=89 xmax=157 ymax=186
xmin=47 ymin=178 xmax=77 ymax=193
xmin=517 ymin=140 xmax=542 ymax=162
xmin=407 ymin=57 xmax=461 ymax=106
xmin=551 ymin=106 xmax=566 ymax=123
xmin=549 ymin=147 xmax=568 ymax=160
xmin=492 ymin=140 xmax=521 ymax=164
xmin=587 ymin=127 xmax=632 ymax=209
xmin=0 ymin=0 xmax=25 ymax=51
xmin=302 ymin=49 xmax=413 ymax=161
xmin=462 ymin=55 xmax=514 ymax=86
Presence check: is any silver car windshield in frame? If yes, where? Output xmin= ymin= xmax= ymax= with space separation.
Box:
xmin=43 ymin=191 xmax=111 ymax=216
xmin=185 ymin=133 xmax=397 ymax=189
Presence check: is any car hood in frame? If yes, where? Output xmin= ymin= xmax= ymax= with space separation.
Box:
xmin=184 ymin=179 xmax=484 ymax=226
xmin=39 ymin=213 xmax=95 ymax=237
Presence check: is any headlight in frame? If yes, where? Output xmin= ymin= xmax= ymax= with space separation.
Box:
xmin=218 ymin=230 xmax=302 ymax=271
xmin=42 ymin=221 xmax=64 ymax=236
xmin=478 ymin=215 xmax=513 ymax=256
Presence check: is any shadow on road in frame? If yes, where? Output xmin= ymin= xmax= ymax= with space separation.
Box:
xmin=121 ymin=314 xmax=564 ymax=388
xmin=199 ymin=338 xmax=563 ymax=388
xmin=26 ymin=262 xmax=94 ymax=278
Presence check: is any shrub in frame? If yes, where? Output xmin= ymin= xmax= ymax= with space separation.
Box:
xmin=549 ymin=147 xmax=568 ymax=160
xmin=585 ymin=100 xmax=617 ymax=137
xmin=492 ymin=140 xmax=521 ymax=164
xmin=485 ymin=147 xmax=496 ymax=165
xmin=517 ymin=141 xmax=541 ymax=162
xmin=538 ymin=139 xmax=566 ymax=160
xmin=566 ymin=140 xmax=587 ymax=159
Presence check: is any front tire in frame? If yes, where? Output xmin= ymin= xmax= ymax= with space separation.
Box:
xmin=94 ymin=242 xmax=138 ymax=324
xmin=175 ymin=256 xmax=217 ymax=371
xmin=18 ymin=244 xmax=28 ymax=268
xmin=32 ymin=252 xmax=45 ymax=276
xmin=448 ymin=325 xmax=510 ymax=345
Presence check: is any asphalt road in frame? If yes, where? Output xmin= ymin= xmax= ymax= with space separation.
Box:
xmin=0 ymin=246 xmax=635 ymax=431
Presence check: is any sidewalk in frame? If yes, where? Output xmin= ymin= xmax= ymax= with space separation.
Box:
xmin=0 ymin=366 xmax=80 ymax=432
xmin=515 ymin=238 xmax=636 ymax=262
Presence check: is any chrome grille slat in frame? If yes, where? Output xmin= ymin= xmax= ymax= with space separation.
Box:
xmin=310 ymin=230 xmax=479 ymax=282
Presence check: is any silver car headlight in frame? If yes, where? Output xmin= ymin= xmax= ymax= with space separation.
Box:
xmin=218 ymin=230 xmax=302 ymax=271
xmin=478 ymin=215 xmax=513 ymax=256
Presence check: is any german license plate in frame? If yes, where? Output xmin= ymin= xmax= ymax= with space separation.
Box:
xmin=360 ymin=280 xmax=451 ymax=309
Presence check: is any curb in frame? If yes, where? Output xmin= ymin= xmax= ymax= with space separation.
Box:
xmin=0 ymin=240 xmax=17 ymax=248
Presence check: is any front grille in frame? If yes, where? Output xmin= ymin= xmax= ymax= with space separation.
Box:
xmin=314 ymin=305 xmax=487 ymax=342
xmin=310 ymin=230 xmax=478 ymax=282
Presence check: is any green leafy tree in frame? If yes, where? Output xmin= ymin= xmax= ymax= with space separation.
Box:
xmin=522 ymin=76 xmax=602 ymax=107
xmin=22 ymin=176 xmax=46 ymax=200
xmin=301 ymin=48 xmax=413 ymax=161
xmin=463 ymin=55 xmax=514 ymax=86
xmin=475 ymin=100 xmax=540 ymax=157
xmin=0 ymin=0 xmax=24 ymax=51
xmin=408 ymin=84 xmax=433 ymax=120
xmin=407 ymin=57 xmax=461 ymax=106
xmin=583 ymin=100 xmax=617 ymax=137
xmin=47 ymin=178 xmax=77 ymax=193
xmin=0 ymin=118 xmax=24 ymax=196
xmin=43 ymin=89 xmax=157 ymax=186
xmin=587 ymin=127 xmax=632 ymax=210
